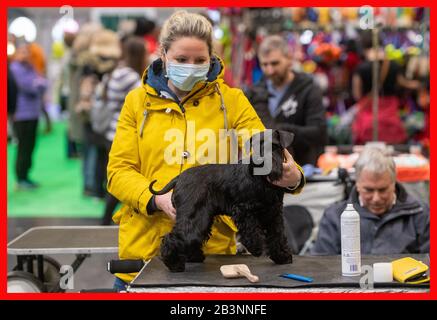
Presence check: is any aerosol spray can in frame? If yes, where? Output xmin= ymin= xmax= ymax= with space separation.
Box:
xmin=341 ymin=203 xmax=361 ymax=276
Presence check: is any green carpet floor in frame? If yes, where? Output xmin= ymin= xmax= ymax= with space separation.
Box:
xmin=8 ymin=121 xmax=105 ymax=218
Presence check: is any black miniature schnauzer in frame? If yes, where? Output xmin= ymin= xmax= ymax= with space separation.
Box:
xmin=149 ymin=129 xmax=296 ymax=272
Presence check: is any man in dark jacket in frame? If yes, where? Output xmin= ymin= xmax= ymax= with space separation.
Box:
xmin=245 ymin=35 xmax=327 ymax=166
xmin=311 ymin=146 xmax=429 ymax=255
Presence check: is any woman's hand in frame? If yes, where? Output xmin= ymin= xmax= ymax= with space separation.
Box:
xmin=155 ymin=192 xmax=176 ymax=221
xmin=271 ymin=149 xmax=302 ymax=189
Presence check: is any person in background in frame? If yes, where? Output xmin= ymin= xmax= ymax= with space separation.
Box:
xmin=245 ymin=35 xmax=327 ymax=166
xmin=7 ymin=60 xmax=18 ymax=143
xmin=58 ymin=31 xmax=79 ymax=158
xmin=67 ymin=23 xmax=102 ymax=164
xmin=311 ymin=146 xmax=429 ymax=255
xmin=28 ymin=41 xmax=52 ymax=134
xmin=76 ymin=29 xmax=121 ymax=198
xmin=90 ymin=36 xmax=147 ymax=225
xmin=8 ymin=62 xmax=18 ymax=120
xmin=133 ymin=17 xmax=159 ymax=64
xmin=10 ymin=40 xmax=47 ymax=189
xmin=351 ymin=30 xmax=420 ymax=145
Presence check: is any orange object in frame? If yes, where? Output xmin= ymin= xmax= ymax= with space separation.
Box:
xmin=317 ymin=152 xmax=358 ymax=171
xmin=317 ymin=152 xmax=430 ymax=182
xmin=394 ymin=154 xmax=430 ymax=182
xmin=28 ymin=42 xmax=46 ymax=75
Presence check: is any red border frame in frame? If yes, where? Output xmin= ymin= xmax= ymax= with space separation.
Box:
xmin=2 ymin=0 xmax=434 ymax=301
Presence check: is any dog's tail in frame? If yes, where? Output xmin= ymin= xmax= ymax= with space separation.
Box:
xmin=149 ymin=176 xmax=179 ymax=195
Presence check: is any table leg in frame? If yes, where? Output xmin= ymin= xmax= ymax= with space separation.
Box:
xmin=37 ymin=255 xmax=45 ymax=283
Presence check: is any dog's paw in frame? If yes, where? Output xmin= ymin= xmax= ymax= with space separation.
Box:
xmin=241 ymin=239 xmax=264 ymax=257
xmin=270 ymin=253 xmax=293 ymax=264
xmin=187 ymin=252 xmax=205 ymax=263
xmin=247 ymin=247 xmax=263 ymax=257
xmin=163 ymin=259 xmax=186 ymax=272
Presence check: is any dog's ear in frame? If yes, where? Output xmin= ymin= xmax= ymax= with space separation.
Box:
xmin=274 ymin=130 xmax=294 ymax=148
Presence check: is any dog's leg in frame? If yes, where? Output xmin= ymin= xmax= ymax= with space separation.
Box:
xmin=160 ymin=232 xmax=187 ymax=272
xmin=186 ymin=245 xmax=205 ymax=263
xmin=262 ymin=209 xmax=293 ymax=264
xmin=162 ymin=205 xmax=214 ymax=271
xmin=232 ymin=207 xmax=265 ymax=257
xmin=185 ymin=208 xmax=215 ymax=263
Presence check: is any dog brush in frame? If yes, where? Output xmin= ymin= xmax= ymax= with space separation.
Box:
xmin=220 ymin=264 xmax=259 ymax=283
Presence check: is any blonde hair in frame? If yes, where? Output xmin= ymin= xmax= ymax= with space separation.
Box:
xmin=159 ymin=10 xmax=213 ymax=55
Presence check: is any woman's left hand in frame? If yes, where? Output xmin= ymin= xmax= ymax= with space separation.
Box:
xmin=271 ymin=149 xmax=302 ymax=189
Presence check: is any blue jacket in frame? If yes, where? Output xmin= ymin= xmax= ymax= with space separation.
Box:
xmin=311 ymin=183 xmax=429 ymax=255
xmin=10 ymin=61 xmax=47 ymax=121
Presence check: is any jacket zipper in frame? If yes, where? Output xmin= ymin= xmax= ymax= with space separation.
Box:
xmin=178 ymin=83 xmax=208 ymax=173
xmin=139 ymin=110 xmax=148 ymax=137
xmin=180 ymin=112 xmax=187 ymax=174
xmin=143 ymin=84 xmax=208 ymax=171
xmin=139 ymin=90 xmax=179 ymax=137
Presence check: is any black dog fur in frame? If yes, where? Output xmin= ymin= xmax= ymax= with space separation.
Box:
xmin=149 ymin=129 xmax=296 ymax=272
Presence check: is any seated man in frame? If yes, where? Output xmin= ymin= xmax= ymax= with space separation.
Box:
xmin=245 ymin=35 xmax=327 ymax=166
xmin=311 ymin=146 xmax=429 ymax=255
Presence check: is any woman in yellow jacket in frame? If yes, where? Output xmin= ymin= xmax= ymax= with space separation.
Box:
xmin=107 ymin=11 xmax=304 ymax=290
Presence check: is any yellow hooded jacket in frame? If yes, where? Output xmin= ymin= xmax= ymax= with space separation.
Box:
xmin=107 ymin=56 xmax=304 ymax=283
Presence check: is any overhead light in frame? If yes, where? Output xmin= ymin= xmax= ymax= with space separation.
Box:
xmin=213 ymin=27 xmax=224 ymax=40
xmin=9 ymin=17 xmax=37 ymax=42
xmin=208 ymin=10 xmax=221 ymax=24
xmin=52 ymin=17 xmax=79 ymax=41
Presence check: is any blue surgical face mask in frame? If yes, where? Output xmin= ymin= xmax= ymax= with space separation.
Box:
xmin=165 ymin=59 xmax=210 ymax=91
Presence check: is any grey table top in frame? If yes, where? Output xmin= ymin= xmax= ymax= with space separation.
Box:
xmin=7 ymin=226 xmax=119 ymax=255
xmin=128 ymin=254 xmax=429 ymax=293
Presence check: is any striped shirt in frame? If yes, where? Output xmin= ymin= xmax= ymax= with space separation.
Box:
xmin=93 ymin=66 xmax=141 ymax=142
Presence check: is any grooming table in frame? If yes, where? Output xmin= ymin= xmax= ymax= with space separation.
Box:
xmin=128 ymin=254 xmax=430 ymax=293
xmin=8 ymin=226 xmax=118 ymax=292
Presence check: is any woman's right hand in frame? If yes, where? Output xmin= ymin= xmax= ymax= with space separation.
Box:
xmin=154 ymin=192 xmax=176 ymax=221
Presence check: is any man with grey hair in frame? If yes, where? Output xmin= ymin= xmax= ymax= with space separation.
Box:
xmin=245 ymin=35 xmax=327 ymax=166
xmin=311 ymin=146 xmax=429 ymax=254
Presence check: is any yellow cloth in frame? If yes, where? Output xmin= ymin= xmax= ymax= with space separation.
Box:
xmin=392 ymin=257 xmax=430 ymax=284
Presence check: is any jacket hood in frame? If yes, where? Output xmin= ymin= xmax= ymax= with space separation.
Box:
xmin=142 ymin=55 xmax=224 ymax=101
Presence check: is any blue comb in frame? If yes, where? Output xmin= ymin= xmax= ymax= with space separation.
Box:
xmin=280 ymin=273 xmax=313 ymax=283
